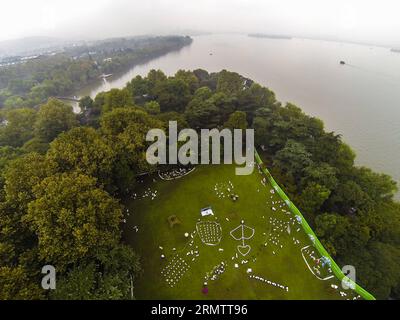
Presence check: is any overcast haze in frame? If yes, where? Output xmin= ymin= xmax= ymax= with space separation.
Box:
xmin=1 ymin=0 xmax=400 ymax=47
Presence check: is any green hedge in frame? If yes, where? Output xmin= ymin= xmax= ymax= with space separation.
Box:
xmin=254 ymin=150 xmax=375 ymax=300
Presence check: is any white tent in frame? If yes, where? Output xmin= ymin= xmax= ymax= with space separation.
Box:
xmin=200 ymin=207 xmax=214 ymax=217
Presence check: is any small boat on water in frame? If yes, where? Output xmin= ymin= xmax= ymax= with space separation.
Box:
xmin=340 ymin=61 xmax=346 ymax=65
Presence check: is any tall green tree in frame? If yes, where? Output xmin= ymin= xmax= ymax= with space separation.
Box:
xmin=274 ymin=140 xmax=313 ymax=178
xmin=0 ymin=108 xmax=37 ymax=147
xmin=0 ymin=266 xmax=44 ymax=300
xmin=298 ymin=182 xmax=331 ymax=216
xmin=102 ymin=88 xmax=133 ymax=113
xmin=143 ymin=101 xmax=160 ymax=115
xmin=100 ymin=108 xmax=164 ymax=186
xmin=224 ymin=111 xmax=248 ymax=130
xmin=154 ymin=78 xmax=191 ymax=112
xmin=184 ymin=98 xmax=219 ymax=129
xmin=175 ymin=70 xmax=199 ymax=94
xmin=34 ymin=99 xmax=78 ymax=142
xmin=47 ymin=127 xmax=116 ymax=187
xmin=216 ymin=70 xmax=243 ymax=95
xmin=26 ymin=172 xmax=122 ymax=270
xmin=51 ymin=245 xmax=141 ymax=300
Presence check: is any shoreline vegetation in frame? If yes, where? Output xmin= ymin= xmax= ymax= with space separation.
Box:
xmin=0 ymin=68 xmax=399 ymax=300
xmin=254 ymin=151 xmax=375 ymax=300
xmin=0 ymin=35 xmax=192 ymax=109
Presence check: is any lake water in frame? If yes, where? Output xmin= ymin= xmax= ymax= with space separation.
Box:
xmin=75 ymin=34 xmax=400 ymax=198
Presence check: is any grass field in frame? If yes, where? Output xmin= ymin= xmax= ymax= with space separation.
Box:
xmin=123 ymin=164 xmax=361 ymax=300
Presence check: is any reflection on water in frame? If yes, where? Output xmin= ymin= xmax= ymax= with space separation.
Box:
xmin=73 ymin=34 xmax=400 ymax=198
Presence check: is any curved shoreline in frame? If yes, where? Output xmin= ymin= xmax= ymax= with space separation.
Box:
xmin=158 ymin=167 xmax=196 ymax=181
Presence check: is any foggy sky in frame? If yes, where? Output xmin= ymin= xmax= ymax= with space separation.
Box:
xmin=1 ymin=0 xmax=400 ymax=47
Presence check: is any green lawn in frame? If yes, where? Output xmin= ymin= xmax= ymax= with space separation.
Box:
xmin=123 ymin=164 xmax=360 ymax=300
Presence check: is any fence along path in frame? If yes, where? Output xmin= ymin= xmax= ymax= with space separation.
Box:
xmin=254 ymin=150 xmax=375 ymax=300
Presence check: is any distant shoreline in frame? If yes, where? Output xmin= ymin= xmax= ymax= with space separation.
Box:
xmin=248 ymin=33 xmax=292 ymax=40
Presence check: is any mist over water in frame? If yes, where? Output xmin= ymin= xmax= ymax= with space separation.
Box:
xmin=75 ymin=34 xmax=400 ymax=198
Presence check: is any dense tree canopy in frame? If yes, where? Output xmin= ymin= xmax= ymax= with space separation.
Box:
xmin=47 ymin=127 xmax=116 ymax=187
xmin=102 ymin=88 xmax=133 ymax=114
xmin=26 ymin=172 xmax=122 ymax=269
xmin=0 ymin=108 xmax=36 ymax=147
xmin=224 ymin=111 xmax=248 ymax=130
xmin=50 ymin=245 xmax=141 ymax=300
xmin=34 ymin=99 xmax=78 ymax=142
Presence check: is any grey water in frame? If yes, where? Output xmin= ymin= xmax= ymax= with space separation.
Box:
xmin=75 ymin=34 xmax=400 ymax=199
